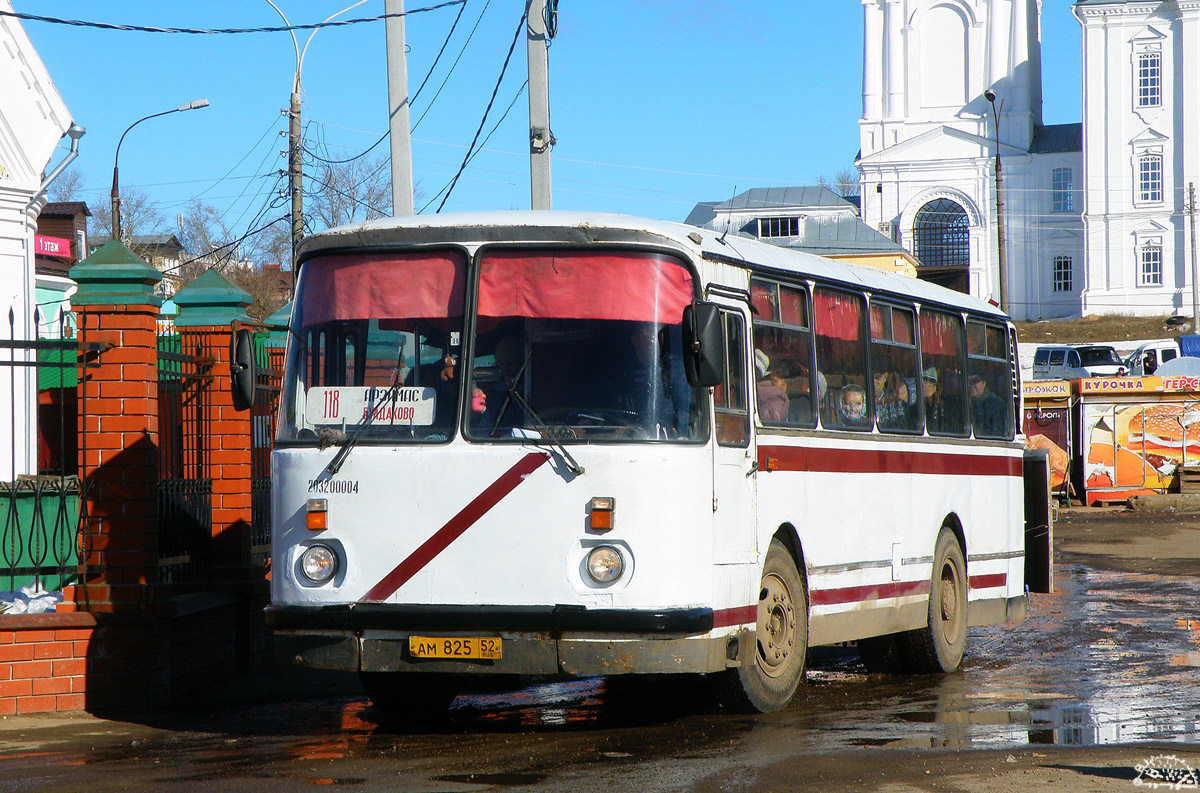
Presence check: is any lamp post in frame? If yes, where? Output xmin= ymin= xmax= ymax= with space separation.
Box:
xmin=983 ymin=88 xmax=1008 ymax=314
xmin=110 ymin=99 xmax=210 ymax=243
xmin=264 ymin=0 xmax=372 ymax=271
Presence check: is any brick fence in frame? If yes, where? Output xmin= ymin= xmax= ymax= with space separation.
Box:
xmin=2 ymin=242 xmax=277 ymax=714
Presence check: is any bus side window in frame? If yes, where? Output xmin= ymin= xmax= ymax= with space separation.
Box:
xmin=967 ymin=322 xmax=1014 ymax=440
xmin=814 ymin=287 xmax=869 ymax=430
xmin=715 ymin=311 xmax=749 ymax=447
xmin=750 ymin=278 xmax=817 ymax=429
xmin=919 ymin=309 xmax=968 ymax=437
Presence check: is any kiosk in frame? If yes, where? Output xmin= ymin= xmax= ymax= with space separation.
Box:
xmin=1078 ymin=374 xmax=1200 ymax=505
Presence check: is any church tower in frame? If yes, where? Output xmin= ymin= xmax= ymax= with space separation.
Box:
xmin=857 ymin=0 xmax=1079 ymax=321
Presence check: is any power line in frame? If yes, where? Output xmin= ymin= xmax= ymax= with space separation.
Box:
xmin=160 ymin=214 xmax=289 ymax=276
xmin=302 ymin=0 xmax=472 ymax=168
xmin=412 ymin=0 xmax=493 ymax=133
xmin=420 ymin=79 xmax=526 ymax=212
xmin=433 ymin=7 xmax=526 ymax=213
xmin=0 ymin=3 xmax=465 ymax=35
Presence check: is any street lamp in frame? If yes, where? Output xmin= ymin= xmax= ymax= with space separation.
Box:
xmin=983 ymin=88 xmax=1008 ymax=314
xmin=110 ymin=99 xmax=210 ymax=243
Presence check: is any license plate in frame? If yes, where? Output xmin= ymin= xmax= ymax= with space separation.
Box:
xmin=408 ymin=636 xmax=503 ymax=660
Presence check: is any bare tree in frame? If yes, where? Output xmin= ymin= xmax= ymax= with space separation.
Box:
xmin=225 ymin=265 xmax=290 ymax=321
xmin=307 ymin=152 xmax=392 ymax=233
xmin=89 ymin=187 xmax=165 ymax=242
xmin=835 ymin=168 xmax=861 ymax=198
xmin=46 ymin=167 xmax=86 ymax=203
xmin=177 ymin=199 xmax=240 ymax=268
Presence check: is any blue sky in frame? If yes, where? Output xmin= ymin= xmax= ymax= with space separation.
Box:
xmin=18 ymin=1 xmax=1082 ymax=239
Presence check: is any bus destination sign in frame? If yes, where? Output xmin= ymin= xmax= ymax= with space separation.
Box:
xmin=306 ymin=386 xmax=437 ymax=427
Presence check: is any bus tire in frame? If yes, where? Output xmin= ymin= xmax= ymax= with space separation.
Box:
xmin=720 ymin=538 xmax=807 ymax=712
xmin=902 ymin=530 xmax=967 ymax=673
xmin=857 ymin=634 xmax=907 ymax=674
xmin=359 ymin=672 xmax=458 ymax=721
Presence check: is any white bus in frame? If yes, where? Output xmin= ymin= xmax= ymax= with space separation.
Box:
xmin=235 ymin=211 xmax=1046 ymax=715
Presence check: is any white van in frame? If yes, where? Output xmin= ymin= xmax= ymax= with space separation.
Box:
xmin=1032 ymin=344 xmax=1126 ymax=380
xmin=1124 ymin=339 xmax=1180 ymax=376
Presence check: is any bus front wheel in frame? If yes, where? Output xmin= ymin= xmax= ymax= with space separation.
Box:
xmin=721 ymin=538 xmax=808 ymax=712
xmin=902 ymin=530 xmax=967 ymax=673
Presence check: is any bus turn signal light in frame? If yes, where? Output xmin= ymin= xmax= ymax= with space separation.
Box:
xmin=306 ymin=499 xmax=328 ymax=531
xmin=588 ymin=496 xmax=615 ymax=531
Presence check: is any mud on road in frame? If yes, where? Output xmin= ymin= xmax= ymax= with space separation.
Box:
xmin=1 ymin=506 xmax=1198 ymax=792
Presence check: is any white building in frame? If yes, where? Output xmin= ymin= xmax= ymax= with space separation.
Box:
xmin=858 ymin=0 xmax=1200 ymax=321
xmin=0 ymin=2 xmax=79 ymax=481
xmin=857 ymin=0 xmax=1085 ymax=322
xmin=1075 ymin=0 xmax=1200 ymax=317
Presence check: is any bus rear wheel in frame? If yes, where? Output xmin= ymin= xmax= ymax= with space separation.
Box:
xmin=721 ymin=538 xmax=807 ymax=713
xmin=902 ymin=530 xmax=967 ymax=673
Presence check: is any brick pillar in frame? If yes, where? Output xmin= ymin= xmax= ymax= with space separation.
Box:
xmin=173 ymin=270 xmax=253 ymax=577
xmin=65 ymin=241 xmax=163 ymax=614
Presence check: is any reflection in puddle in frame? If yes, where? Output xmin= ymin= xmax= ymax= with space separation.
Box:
xmin=824 ymin=564 xmax=1200 ymax=750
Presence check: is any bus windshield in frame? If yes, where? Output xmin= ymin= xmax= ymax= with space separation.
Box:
xmin=277 ymin=250 xmax=468 ymax=444
xmin=465 ymin=249 xmax=707 ymax=442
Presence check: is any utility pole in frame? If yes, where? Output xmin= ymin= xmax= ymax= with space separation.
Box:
xmin=526 ymin=0 xmax=554 ymax=210
xmin=288 ymin=92 xmax=303 ymax=267
xmin=984 ymin=89 xmax=1008 ymax=315
xmin=385 ymin=0 xmax=414 ymax=215
xmin=1189 ymin=182 xmax=1198 ymax=332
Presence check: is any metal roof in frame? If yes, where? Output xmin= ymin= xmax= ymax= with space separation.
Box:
xmin=707 ymin=186 xmax=853 ymax=213
xmin=1030 ymin=123 xmax=1082 ymax=154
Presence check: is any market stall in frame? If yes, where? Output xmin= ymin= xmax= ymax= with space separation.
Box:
xmin=1078 ymin=374 xmax=1200 ymax=505
xmin=1022 ymin=379 xmax=1073 ymax=503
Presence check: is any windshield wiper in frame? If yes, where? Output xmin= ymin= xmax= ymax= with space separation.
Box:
xmin=324 ymin=337 xmax=409 ymax=476
xmin=499 ymin=386 xmax=584 ymax=476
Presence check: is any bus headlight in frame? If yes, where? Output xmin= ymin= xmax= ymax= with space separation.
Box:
xmin=585 ymin=545 xmax=624 ymax=585
xmin=300 ymin=544 xmax=338 ymax=584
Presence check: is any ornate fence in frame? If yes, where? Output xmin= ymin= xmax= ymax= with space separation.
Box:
xmin=249 ymin=343 xmax=283 ymax=562
xmin=156 ymin=326 xmax=214 ymax=583
xmin=0 ymin=306 xmax=90 ymax=603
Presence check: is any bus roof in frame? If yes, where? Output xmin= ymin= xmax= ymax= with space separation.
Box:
xmin=298 ymin=210 xmax=1009 ymax=322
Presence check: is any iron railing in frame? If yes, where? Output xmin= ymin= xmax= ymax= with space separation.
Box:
xmin=156 ymin=328 xmax=214 ymax=584
xmin=0 ymin=306 xmax=91 ymax=602
xmin=250 ymin=341 xmax=282 ymax=562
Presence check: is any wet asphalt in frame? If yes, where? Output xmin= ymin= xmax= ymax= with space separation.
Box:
xmin=1 ymin=507 xmax=1198 ymax=792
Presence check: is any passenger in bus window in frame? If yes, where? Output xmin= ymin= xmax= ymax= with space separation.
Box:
xmin=876 ymin=372 xmax=914 ymax=431
xmin=837 ymin=384 xmax=869 ymax=427
xmin=474 ymin=335 xmax=527 ymax=431
xmin=754 ymin=350 xmax=789 ymax=423
xmin=969 ymin=374 xmax=1006 ymax=438
xmin=620 ymin=323 xmax=690 ymax=436
xmin=923 ymin=367 xmax=961 ymax=435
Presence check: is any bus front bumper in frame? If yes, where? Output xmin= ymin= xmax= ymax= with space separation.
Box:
xmin=265 ymin=603 xmax=737 ymax=676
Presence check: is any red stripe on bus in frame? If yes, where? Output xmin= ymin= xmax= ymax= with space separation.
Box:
xmin=809 ymin=578 xmax=931 ymax=607
xmin=360 ymin=452 xmax=550 ymax=602
xmin=758 ymin=445 xmax=1022 ymax=477
xmin=969 ymin=573 xmax=1007 ymax=590
xmin=713 ymin=605 xmax=758 ymax=628
xmin=715 ymin=573 xmax=1008 ymax=629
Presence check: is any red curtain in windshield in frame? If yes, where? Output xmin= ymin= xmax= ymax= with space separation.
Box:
xmin=300 ymin=251 xmax=467 ymax=325
xmin=477 ymin=251 xmax=694 ymax=322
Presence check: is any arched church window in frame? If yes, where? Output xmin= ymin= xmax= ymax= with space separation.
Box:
xmin=913 ymin=199 xmax=970 ymax=268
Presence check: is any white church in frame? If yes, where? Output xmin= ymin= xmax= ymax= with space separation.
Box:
xmin=857 ymin=0 xmax=1199 ymax=322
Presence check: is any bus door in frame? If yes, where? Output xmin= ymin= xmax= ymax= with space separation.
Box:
xmin=711 ymin=305 xmax=757 ymax=564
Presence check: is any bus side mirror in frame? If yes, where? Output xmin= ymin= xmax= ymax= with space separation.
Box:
xmin=683 ymin=302 xmax=724 ymax=387
xmin=230 ymin=327 xmax=257 ymax=412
